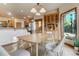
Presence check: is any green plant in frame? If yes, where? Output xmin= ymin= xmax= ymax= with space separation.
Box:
xmin=74 ymin=38 xmax=79 ymax=52
xmin=74 ymin=39 xmax=79 ymax=47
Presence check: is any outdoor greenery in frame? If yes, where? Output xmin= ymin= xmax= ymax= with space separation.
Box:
xmin=64 ymin=11 xmax=76 ymax=34
xmin=64 ymin=19 xmax=71 ymax=33
xmin=74 ymin=38 xmax=79 ymax=47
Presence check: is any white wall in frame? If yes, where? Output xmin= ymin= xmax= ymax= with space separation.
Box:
xmin=59 ymin=3 xmax=79 ymax=13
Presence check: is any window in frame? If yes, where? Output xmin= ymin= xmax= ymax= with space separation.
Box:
xmin=61 ymin=7 xmax=77 ymax=40
xmin=64 ymin=10 xmax=77 ymax=34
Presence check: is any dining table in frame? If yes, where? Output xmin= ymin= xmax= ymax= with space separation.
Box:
xmin=17 ymin=33 xmax=47 ymax=56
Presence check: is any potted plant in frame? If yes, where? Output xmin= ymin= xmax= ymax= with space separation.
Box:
xmin=73 ymin=38 xmax=79 ymax=55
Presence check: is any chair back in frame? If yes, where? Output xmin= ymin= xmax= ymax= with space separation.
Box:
xmin=46 ymin=31 xmax=54 ymax=42
xmin=0 ymin=29 xmax=14 ymax=45
xmin=0 ymin=45 xmax=9 ymax=56
xmin=53 ymin=35 xmax=66 ymax=56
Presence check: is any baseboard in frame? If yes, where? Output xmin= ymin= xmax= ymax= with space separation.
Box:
xmin=65 ymin=43 xmax=74 ymax=49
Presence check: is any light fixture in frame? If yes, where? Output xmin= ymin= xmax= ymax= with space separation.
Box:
xmin=35 ymin=12 xmax=41 ymax=16
xmin=21 ymin=10 xmax=23 ymax=12
xmin=40 ymin=8 xmax=46 ymax=13
xmin=30 ymin=3 xmax=46 ymax=15
xmin=30 ymin=8 xmax=37 ymax=13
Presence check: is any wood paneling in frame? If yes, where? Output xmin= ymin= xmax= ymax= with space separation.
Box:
xmin=2 ymin=21 xmax=7 ymax=27
xmin=8 ymin=20 xmax=14 ymax=27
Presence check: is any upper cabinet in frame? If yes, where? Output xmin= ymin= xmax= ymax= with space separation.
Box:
xmin=8 ymin=20 xmax=14 ymax=27
xmin=44 ymin=12 xmax=59 ymax=31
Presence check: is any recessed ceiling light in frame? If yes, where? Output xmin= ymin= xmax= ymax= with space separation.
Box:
xmin=8 ymin=12 xmax=12 ymax=16
xmin=11 ymin=17 xmax=14 ymax=19
xmin=24 ymin=17 xmax=26 ymax=19
xmin=21 ymin=10 xmax=23 ymax=12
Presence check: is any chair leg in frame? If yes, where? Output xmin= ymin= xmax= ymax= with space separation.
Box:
xmin=30 ymin=45 xmax=32 ymax=53
xmin=17 ymin=40 xmax=20 ymax=49
xmin=44 ymin=48 xmax=48 ymax=56
xmin=28 ymin=43 xmax=32 ymax=54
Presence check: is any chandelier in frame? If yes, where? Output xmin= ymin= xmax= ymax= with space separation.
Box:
xmin=30 ymin=3 xmax=46 ymax=16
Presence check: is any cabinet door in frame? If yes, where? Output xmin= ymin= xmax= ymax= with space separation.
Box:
xmin=16 ymin=22 xmax=22 ymax=28
xmin=8 ymin=20 xmax=14 ymax=27
xmin=2 ymin=21 xmax=7 ymax=27
xmin=44 ymin=13 xmax=59 ymax=31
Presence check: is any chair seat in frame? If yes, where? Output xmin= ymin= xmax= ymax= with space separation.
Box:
xmin=45 ymin=42 xmax=56 ymax=51
xmin=46 ymin=51 xmax=57 ymax=56
xmin=10 ymin=49 xmax=30 ymax=56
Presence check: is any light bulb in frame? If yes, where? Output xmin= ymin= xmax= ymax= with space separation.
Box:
xmin=35 ymin=12 xmax=41 ymax=16
xmin=40 ymin=8 xmax=46 ymax=13
xmin=30 ymin=8 xmax=37 ymax=13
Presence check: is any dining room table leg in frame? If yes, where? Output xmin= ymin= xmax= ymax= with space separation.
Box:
xmin=17 ymin=39 xmax=21 ymax=49
xmin=36 ymin=43 xmax=38 ymax=56
xmin=30 ymin=43 xmax=32 ymax=53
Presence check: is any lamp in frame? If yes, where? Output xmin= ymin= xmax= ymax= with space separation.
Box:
xmin=30 ymin=3 xmax=46 ymax=15
xmin=35 ymin=12 xmax=41 ymax=16
xmin=30 ymin=8 xmax=37 ymax=13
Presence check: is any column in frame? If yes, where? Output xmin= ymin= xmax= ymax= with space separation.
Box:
xmin=42 ymin=16 xmax=44 ymax=33
xmin=21 ymin=21 xmax=24 ymax=28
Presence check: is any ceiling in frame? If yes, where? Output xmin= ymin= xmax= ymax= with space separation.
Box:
xmin=0 ymin=3 xmax=63 ymax=19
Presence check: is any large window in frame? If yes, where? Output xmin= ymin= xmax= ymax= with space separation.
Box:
xmin=61 ymin=7 xmax=77 ymax=40
xmin=64 ymin=10 xmax=77 ymax=34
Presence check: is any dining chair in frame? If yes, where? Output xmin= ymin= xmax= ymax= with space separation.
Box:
xmin=10 ymin=48 xmax=30 ymax=56
xmin=42 ymin=31 xmax=55 ymax=55
xmin=45 ymin=35 xmax=66 ymax=56
xmin=0 ymin=46 xmax=9 ymax=56
xmin=46 ymin=31 xmax=54 ymax=41
xmin=0 ymin=45 xmax=30 ymax=56
xmin=8 ymin=38 xmax=31 ymax=56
